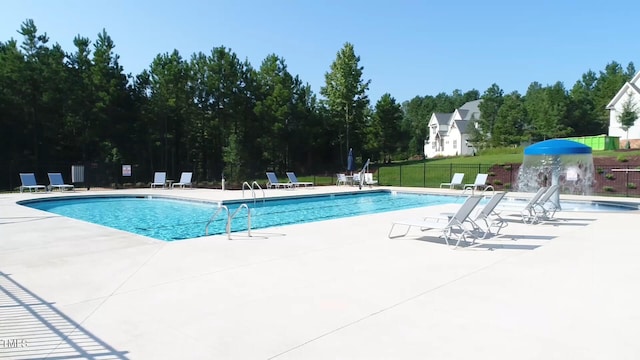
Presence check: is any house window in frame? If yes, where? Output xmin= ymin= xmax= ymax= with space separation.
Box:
xmin=453 ymin=140 xmax=457 ymax=149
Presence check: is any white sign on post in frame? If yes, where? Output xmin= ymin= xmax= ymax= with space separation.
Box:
xmin=122 ymin=165 xmax=132 ymax=177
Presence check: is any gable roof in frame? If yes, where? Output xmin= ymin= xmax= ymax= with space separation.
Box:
xmin=427 ymin=99 xmax=482 ymax=139
xmin=433 ymin=113 xmax=450 ymax=123
xmin=606 ymin=72 xmax=640 ymax=109
xmin=454 ymin=120 xmax=471 ymax=134
xmin=458 ymin=99 xmax=481 ymax=120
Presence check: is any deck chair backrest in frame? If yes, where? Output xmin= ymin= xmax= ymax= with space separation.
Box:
xmin=451 ymin=173 xmax=464 ymax=185
xmin=451 ymin=195 xmax=483 ymax=224
xmin=286 ymin=172 xmax=299 ymax=182
xmin=538 ymin=185 xmax=559 ymax=204
xmin=523 ymin=187 xmax=548 ymax=210
xmin=364 ymin=173 xmax=376 ymax=184
xmin=474 ymin=173 xmax=488 ymax=186
xmin=20 ymin=173 xmax=38 ymax=186
xmin=266 ymin=172 xmax=279 ymax=184
xmin=48 ymin=173 xmax=65 ymax=185
xmin=477 ymin=192 xmax=506 ymax=219
xmin=154 ymin=172 xmax=166 ymax=183
xmin=179 ymin=172 xmax=192 ymax=183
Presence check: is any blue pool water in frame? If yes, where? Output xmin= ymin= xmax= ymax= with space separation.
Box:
xmin=20 ymin=191 xmax=639 ymax=241
xmin=20 ymin=192 xmax=461 ymax=241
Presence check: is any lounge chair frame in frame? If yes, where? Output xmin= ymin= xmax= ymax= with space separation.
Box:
xmin=48 ymin=173 xmax=74 ymax=192
xmin=472 ymin=192 xmax=508 ymax=238
xmin=19 ymin=173 xmax=46 ymax=193
xmin=151 ymin=172 xmax=167 ymax=189
xmin=266 ymin=172 xmax=292 ymax=189
xmin=389 ymin=195 xmax=483 ymax=248
xmin=440 ymin=173 xmax=465 ymax=189
xmin=464 ymin=173 xmax=491 ymax=191
xmin=286 ymin=172 xmax=314 ymax=188
xmin=172 ymin=172 xmax=193 ymax=189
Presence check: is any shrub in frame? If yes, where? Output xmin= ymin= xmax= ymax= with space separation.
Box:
xmin=502 ymin=164 xmax=512 ymax=171
xmin=617 ymin=155 xmax=629 ymax=162
xmin=504 ymin=182 xmax=511 ymax=189
xmin=605 ymin=173 xmax=616 ymax=180
xmin=603 ymin=186 xmax=615 ymax=192
xmin=597 ymin=168 xmax=604 ymax=174
xmin=493 ymin=179 xmax=503 ymax=185
xmin=487 ymin=171 xmax=496 ymax=176
xmin=627 ymin=183 xmax=637 ymax=189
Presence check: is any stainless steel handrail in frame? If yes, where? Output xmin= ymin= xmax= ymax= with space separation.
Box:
xmin=205 ymin=203 xmax=229 ymax=236
xmin=228 ymin=203 xmax=251 ymax=239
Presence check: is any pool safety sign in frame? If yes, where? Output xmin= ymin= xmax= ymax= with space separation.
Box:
xmin=122 ymin=165 xmax=132 ymax=177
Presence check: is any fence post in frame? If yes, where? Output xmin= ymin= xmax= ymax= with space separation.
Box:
xmin=399 ymin=164 xmax=402 ymax=187
xmin=626 ymin=165 xmax=629 ymax=197
xmin=423 ymin=161 xmax=426 ymax=187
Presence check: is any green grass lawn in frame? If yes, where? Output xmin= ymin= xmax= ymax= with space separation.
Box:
xmin=240 ymin=148 xmax=640 ymax=189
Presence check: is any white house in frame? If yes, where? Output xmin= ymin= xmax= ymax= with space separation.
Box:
xmin=424 ymin=99 xmax=481 ymax=158
xmin=607 ymin=72 xmax=640 ymax=148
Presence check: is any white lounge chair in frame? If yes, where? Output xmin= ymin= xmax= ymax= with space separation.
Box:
xmin=531 ymin=185 xmax=561 ymax=222
xmin=440 ymin=173 xmax=465 ymax=189
xmin=286 ymin=172 xmax=314 ymax=187
xmin=336 ymin=173 xmax=348 ymax=186
xmin=151 ymin=172 xmax=167 ymax=188
xmin=48 ymin=173 xmax=74 ymax=192
xmin=441 ymin=192 xmax=508 ymax=239
xmin=172 ymin=172 xmax=193 ymax=189
xmin=19 ymin=173 xmax=46 ymax=193
xmin=364 ymin=173 xmax=378 ymax=186
xmin=266 ymin=172 xmax=291 ymax=189
xmin=389 ymin=195 xmax=483 ymax=248
xmin=472 ymin=192 xmax=508 ymax=238
xmin=464 ymin=173 xmax=491 ymax=191
xmin=497 ymin=186 xmax=548 ymax=224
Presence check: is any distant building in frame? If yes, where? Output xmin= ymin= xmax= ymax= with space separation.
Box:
xmin=424 ymin=99 xmax=481 ymax=158
xmin=607 ymin=72 xmax=640 ymax=148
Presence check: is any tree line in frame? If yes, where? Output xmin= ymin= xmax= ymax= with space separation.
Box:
xmin=0 ymin=19 xmax=635 ymax=189
xmin=403 ymin=63 xmax=636 ymax=150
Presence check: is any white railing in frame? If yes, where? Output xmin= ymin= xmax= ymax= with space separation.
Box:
xmin=242 ymin=181 xmax=265 ymax=208
xmin=205 ymin=203 xmax=229 ymax=236
xmin=205 ymin=202 xmax=252 ymax=240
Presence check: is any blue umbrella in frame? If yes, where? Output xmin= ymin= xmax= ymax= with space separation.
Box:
xmin=347 ymin=148 xmax=354 ymax=173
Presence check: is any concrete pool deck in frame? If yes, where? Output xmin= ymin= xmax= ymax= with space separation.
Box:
xmin=1 ymin=186 xmax=640 ymax=359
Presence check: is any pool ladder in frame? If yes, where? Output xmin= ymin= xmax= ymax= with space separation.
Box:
xmin=205 ymin=202 xmax=252 ymax=240
xmin=242 ymin=181 xmax=265 ymax=206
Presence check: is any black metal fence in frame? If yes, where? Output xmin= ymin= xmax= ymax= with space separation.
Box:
xmin=374 ymin=163 xmax=640 ymax=198
xmin=3 ymin=159 xmax=640 ymax=198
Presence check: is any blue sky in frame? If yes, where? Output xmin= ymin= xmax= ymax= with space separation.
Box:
xmin=2 ymin=0 xmax=639 ymax=104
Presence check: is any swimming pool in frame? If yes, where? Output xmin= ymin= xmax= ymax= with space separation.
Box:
xmin=19 ymin=192 xmax=461 ymax=241
xmin=19 ymin=191 xmax=639 ymax=241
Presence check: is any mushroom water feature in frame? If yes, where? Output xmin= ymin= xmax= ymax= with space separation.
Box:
xmin=516 ymin=139 xmax=595 ymax=209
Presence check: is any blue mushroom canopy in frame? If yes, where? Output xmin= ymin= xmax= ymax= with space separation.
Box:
xmin=524 ymin=139 xmax=592 ymax=156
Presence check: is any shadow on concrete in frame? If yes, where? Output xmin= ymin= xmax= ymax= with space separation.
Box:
xmin=0 ymin=216 xmax=60 ymax=226
xmin=0 ymin=271 xmax=129 ymax=359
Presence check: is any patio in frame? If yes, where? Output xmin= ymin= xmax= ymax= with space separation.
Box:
xmin=1 ymin=187 xmax=639 ymax=359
